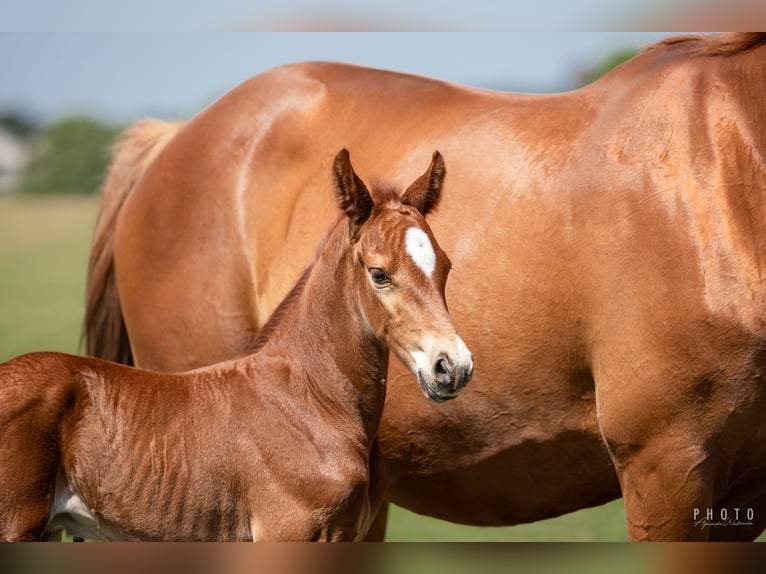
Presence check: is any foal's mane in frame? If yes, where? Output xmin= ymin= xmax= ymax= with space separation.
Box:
xmin=246 ymin=180 xmax=405 ymax=355
xmin=246 ymin=221 xmax=336 ymax=354
xmin=645 ymin=32 xmax=766 ymax=57
xmin=247 ymin=264 xmax=314 ymax=354
xmin=369 ymin=180 xmax=406 ymax=207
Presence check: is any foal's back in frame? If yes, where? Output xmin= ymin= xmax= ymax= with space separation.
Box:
xmin=0 ymin=352 xmax=369 ymax=540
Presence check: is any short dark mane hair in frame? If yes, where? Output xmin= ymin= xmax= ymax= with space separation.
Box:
xmin=645 ymin=32 xmax=766 ymax=57
xmin=369 ymin=179 xmax=405 ymax=207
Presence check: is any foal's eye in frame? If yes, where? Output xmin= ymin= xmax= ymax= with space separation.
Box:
xmin=368 ymin=268 xmax=391 ymax=287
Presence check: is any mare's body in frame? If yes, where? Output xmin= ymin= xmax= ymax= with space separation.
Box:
xmin=86 ymin=34 xmax=766 ymax=540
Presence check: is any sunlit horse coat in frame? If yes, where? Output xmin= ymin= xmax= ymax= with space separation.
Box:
xmin=0 ymin=150 xmax=471 ymax=541
xmin=86 ymin=33 xmax=766 ymax=540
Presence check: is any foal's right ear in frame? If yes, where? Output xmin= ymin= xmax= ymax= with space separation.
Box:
xmin=333 ymin=149 xmax=374 ymax=235
xmin=401 ymin=150 xmax=445 ymax=217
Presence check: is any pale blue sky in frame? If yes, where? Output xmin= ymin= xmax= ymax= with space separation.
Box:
xmin=1 ymin=0 xmax=689 ymax=123
xmin=0 ymin=32 xmax=674 ymax=124
xmin=0 ymin=1 xmax=686 ymax=123
xmin=3 ymin=1 xmax=668 ymax=32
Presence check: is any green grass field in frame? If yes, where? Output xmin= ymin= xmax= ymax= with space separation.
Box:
xmin=0 ymin=193 xmax=97 ymax=360
xmin=9 ymin=192 xmax=752 ymax=543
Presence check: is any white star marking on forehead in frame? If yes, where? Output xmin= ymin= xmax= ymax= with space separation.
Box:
xmin=405 ymin=227 xmax=436 ymax=278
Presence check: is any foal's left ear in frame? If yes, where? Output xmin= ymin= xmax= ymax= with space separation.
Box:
xmin=401 ymin=151 xmax=445 ymax=216
xmin=333 ymin=149 xmax=374 ymax=234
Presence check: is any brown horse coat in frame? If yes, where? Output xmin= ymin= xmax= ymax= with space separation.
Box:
xmin=0 ymin=152 xmax=471 ymax=541
xmin=86 ymin=33 xmax=766 ymax=540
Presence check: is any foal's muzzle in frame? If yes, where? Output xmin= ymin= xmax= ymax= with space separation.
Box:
xmin=417 ymin=338 xmax=473 ymax=403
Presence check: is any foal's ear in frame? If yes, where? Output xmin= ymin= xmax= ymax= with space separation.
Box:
xmin=401 ymin=151 xmax=445 ymax=216
xmin=333 ymin=149 xmax=374 ymax=234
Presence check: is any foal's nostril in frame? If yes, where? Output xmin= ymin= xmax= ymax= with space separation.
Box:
xmin=433 ymin=356 xmax=453 ymax=386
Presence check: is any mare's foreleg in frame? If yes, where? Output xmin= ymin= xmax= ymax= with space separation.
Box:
xmin=608 ymin=432 xmax=713 ymax=541
xmin=363 ymin=440 xmax=388 ymax=541
xmin=595 ymin=367 xmax=716 ymax=540
xmin=364 ymin=501 xmax=389 ymax=541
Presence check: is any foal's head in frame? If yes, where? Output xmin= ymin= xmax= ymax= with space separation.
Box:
xmin=333 ymin=149 xmax=473 ymax=402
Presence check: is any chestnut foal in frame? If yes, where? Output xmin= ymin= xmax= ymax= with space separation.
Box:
xmin=0 ymin=149 xmax=473 ymax=541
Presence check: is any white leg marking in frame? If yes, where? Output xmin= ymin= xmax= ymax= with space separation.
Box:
xmin=405 ymin=227 xmax=436 ymax=278
xmin=45 ymin=471 xmax=121 ymax=540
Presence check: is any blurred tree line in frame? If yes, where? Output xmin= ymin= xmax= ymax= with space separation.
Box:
xmin=1 ymin=114 xmax=123 ymax=194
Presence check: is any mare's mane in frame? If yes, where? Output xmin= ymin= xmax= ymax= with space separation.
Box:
xmin=645 ymin=32 xmax=766 ymax=57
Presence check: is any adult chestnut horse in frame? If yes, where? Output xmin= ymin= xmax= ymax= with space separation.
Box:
xmin=0 ymin=150 xmax=471 ymax=541
xmin=86 ymin=33 xmax=766 ymax=540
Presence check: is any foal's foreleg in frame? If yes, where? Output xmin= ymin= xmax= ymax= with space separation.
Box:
xmin=0 ymin=485 xmax=53 ymax=541
xmin=0 ymin=416 xmax=59 ymax=541
xmin=0 ymin=354 xmax=75 ymax=540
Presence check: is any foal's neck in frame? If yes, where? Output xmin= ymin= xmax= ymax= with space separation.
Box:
xmin=253 ymin=224 xmax=388 ymax=445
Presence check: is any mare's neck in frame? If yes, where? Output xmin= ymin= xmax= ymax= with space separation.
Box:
xmin=255 ymin=223 xmax=388 ymax=445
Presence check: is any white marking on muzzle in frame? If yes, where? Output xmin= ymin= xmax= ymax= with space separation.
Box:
xmin=408 ymin=335 xmax=472 ymax=379
xmin=405 ymin=227 xmax=436 ymax=278
xmin=456 ymin=336 xmax=472 ymax=368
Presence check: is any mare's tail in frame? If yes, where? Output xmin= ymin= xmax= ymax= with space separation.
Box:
xmin=83 ymin=119 xmax=184 ymax=365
